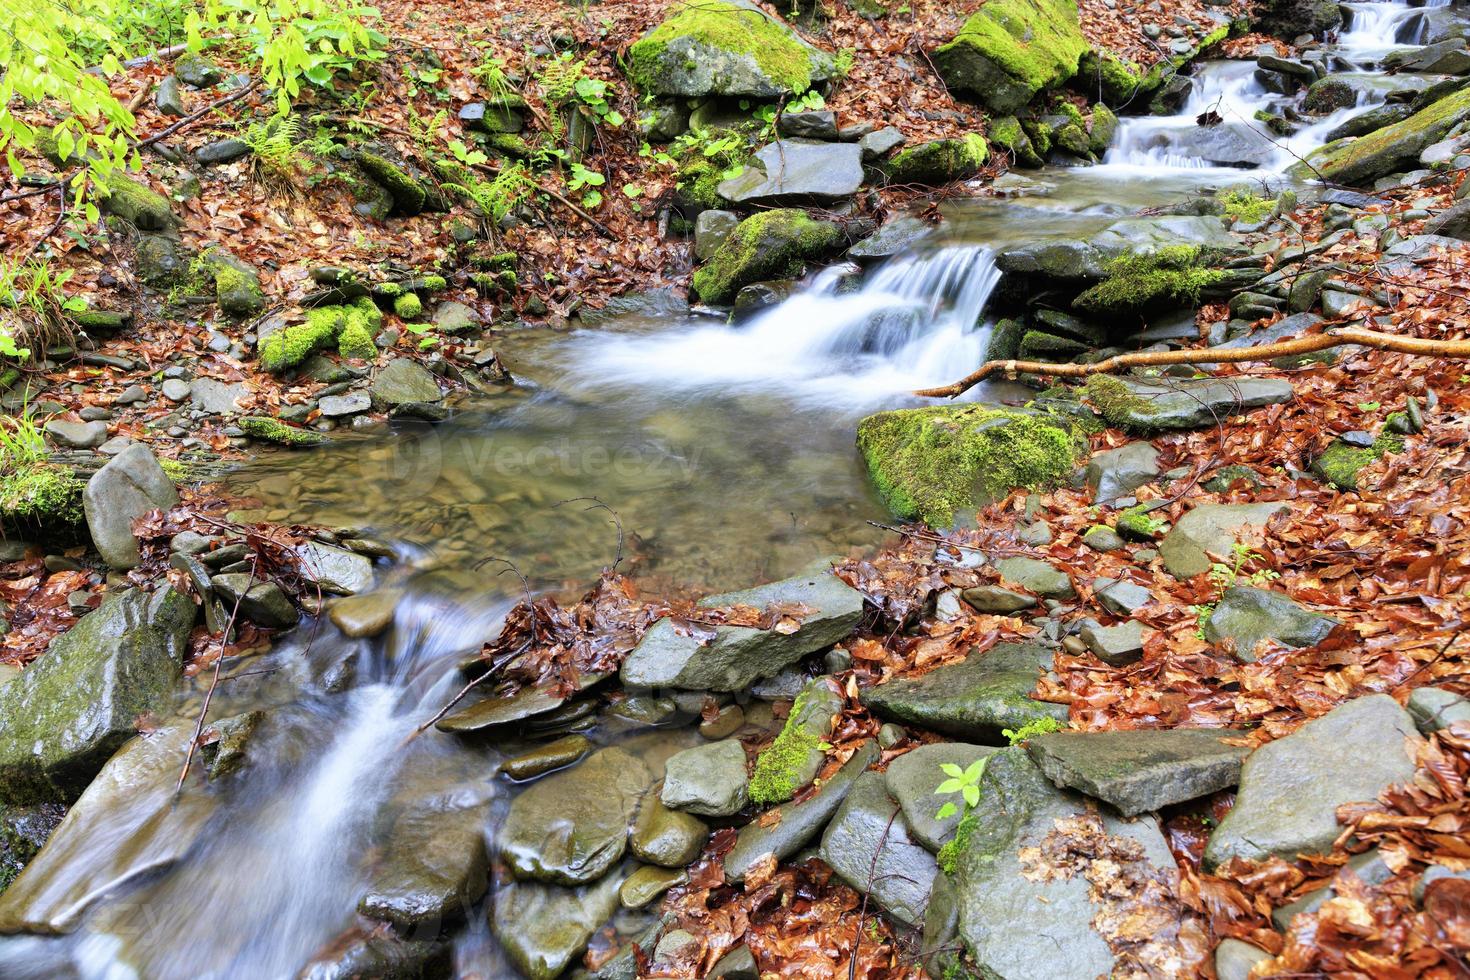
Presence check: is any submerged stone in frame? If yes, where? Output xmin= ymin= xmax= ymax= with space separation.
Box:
xmin=1203 ymin=586 xmax=1340 ymax=660
xmin=1026 ymin=729 xmax=1251 ymax=817
xmin=818 ymin=772 xmax=938 ymax=926
xmin=359 ymin=781 xmax=492 ymax=928
xmin=293 ymin=541 xmax=374 ymax=596
xmin=301 ymin=934 xmax=452 ymax=980
xmin=500 ymin=735 xmax=594 ymax=781
xmin=437 ymin=673 xmax=610 ymax=734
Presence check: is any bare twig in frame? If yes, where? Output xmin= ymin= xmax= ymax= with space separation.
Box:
xmin=134 ymin=79 xmax=261 ymax=150
xmin=176 ymin=563 xmax=255 ymax=794
xmin=554 ymin=495 xmax=625 ymax=572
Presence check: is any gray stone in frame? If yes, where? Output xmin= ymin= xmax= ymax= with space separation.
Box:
xmin=428 ymin=301 xmax=479 ymax=335
xmin=858 ymin=125 xmax=906 ymax=161
xmin=498 ymin=747 xmax=650 ymax=885
xmin=1424 ymin=199 xmax=1470 ymax=240
xmin=1082 ymin=526 xmax=1127 ymax=553
xmin=724 ymin=740 xmax=878 ymax=882
xmin=819 ymin=772 xmax=937 ymax=926
xmin=1026 ymin=729 xmax=1251 ymax=817
xmin=924 ymin=748 xmax=1175 ymax=980
xmin=1159 ymin=501 xmax=1292 ymax=578
xmin=301 ymin=934 xmax=451 ymax=980
xmin=959 ymin=584 xmax=1035 ymax=615
xmin=174 ymin=52 xmax=222 ymax=87
xmin=1085 ymin=441 xmax=1160 ymax=504
xmin=619 ymin=865 xmax=685 ymax=909
xmin=1092 ymin=577 xmax=1153 ymax=616
xmin=318 ymin=392 xmax=371 ymax=417
xmin=578 ymin=287 xmax=689 ymax=326
xmin=293 ymin=540 xmax=374 ymax=595
xmin=0 ymin=587 xmax=194 ymax=806
xmin=437 ymin=673 xmax=609 ymax=734
xmin=661 ymin=739 xmax=748 ymax=816
xmin=717 ymin=140 xmax=865 ymax=205
xmin=1080 ymin=620 xmax=1149 ymax=666
xmin=44 ymin=420 xmax=107 ymax=450
xmin=861 ymin=641 xmax=1067 ymax=738
xmin=885 ymin=742 xmax=1001 ymax=851
xmin=1215 ymin=938 xmax=1272 ymax=980
xmin=694 ymin=209 xmax=740 ymax=261
xmin=1101 ymin=377 xmax=1295 ymax=431
xmin=709 ymin=945 xmax=759 ymax=979
xmin=1271 ymin=849 xmax=1393 ymax=930
xmin=777 ymin=110 xmax=838 ymax=140
xmin=155 ymin=75 xmax=185 ymax=116
xmin=189 ymin=379 xmax=247 ymax=415
xmin=620 ymin=564 xmax=863 ymax=692
xmin=631 ymin=794 xmax=708 ymax=867
xmin=994 ymin=556 xmax=1075 ymax=599
xmin=161 ymin=378 xmax=192 ymax=402
xmin=492 ymin=872 xmax=623 ymax=980
xmin=84 ymin=444 xmax=181 ymax=569
xmin=1407 ymin=687 xmax=1470 ymax=733
xmin=211 ymin=574 xmax=298 ymax=628
xmin=1205 ymin=695 xmax=1421 ymax=867
xmin=359 ymin=781 xmax=492 ymax=928
xmin=847 ymin=214 xmax=933 ymax=261
xmin=371 ymin=358 xmax=442 ymax=408
xmin=195 ymin=138 xmax=250 ymax=165
xmin=1203 ymin=586 xmax=1340 ymax=660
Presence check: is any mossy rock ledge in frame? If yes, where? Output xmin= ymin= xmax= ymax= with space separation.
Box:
xmin=1294 ymin=86 xmax=1470 ymax=185
xmin=691 ymin=209 xmax=845 ymax=304
xmin=857 ymin=404 xmax=1084 ymax=528
xmin=932 ymin=0 xmax=1090 ymax=113
xmin=629 ymin=0 xmax=835 ymax=98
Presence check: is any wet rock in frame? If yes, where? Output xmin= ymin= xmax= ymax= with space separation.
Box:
xmin=861 ymin=641 xmax=1067 ymax=738
xmin=1026 ymin=729 xmax=1250 ymax=817
xmin=885 ymin=742 xmax=1000 ymax=852
xmin=932 ymin=0 xmax=1086 ymax=113
xmin=858 ymin=125 xmax=906 ymax=161
xmin=619 ymin=865 xmax=686 ymax=909
xmin=819 ymin=772 xmax=937 ymax=926
xmin=155 ymin=75 xmax=186 ymax=116
xmin=1297 ymin=87 xmax=1470 ymax=185
xmin=661 ymin=739 xmax=748 ymax=817
xmin=1407 ymin=687 xmax=1470 ymax=734
xmin=690 ymin=209 xmax=845 ymax=304
xmin=1206 ymin=695 xmax=1420 ymax=867
xmin=98 ymin=175 xmax=176 ymax=230
xmin=1424 ymin=199 xmax=1470 ymax=240
xmin=959 ymin=585 xmax=1036 ymax=615
xmin=731 ymin=281 xmax=794 ymax=322
xmin=777 ymin=110 xmax=838 ymax=140
xmin=621 ymin=563 xmax=863 ymax=692
xmin=1203 ymin=585 xmax=1340 ymax=660
xmin=847 ymin=214 xmax=933 ymax=261
xmin=44 ymin=420 xmax=106 ymax=450
xmin=293 ymin=540 xmax=374 ymax=595
xmin=717 ymin=140 xmax=864 ymax=205
xmin=195 ymin=137 xmax=250 ymax=165
xmin=1271 ymin=849 xmax=1393 ymax=930
xmin=709 ymin=944 xmax=759 ymax=979
xmin=500 ymin=735 xmax=594 ymax=781
xmin=0 ymin=802 xmax=63 ymax=896
xmin=492 ymin=872 xmax=623 ymax=980
xmin=201 ymin=710 xmax=262 ymax=779
xmin=0 ymin=726 xmax=214 ymax=931
xmin=699 ymin=703 xmax=744 ymax=740
xmin=1159 ymin=501 xmax=1291 ymax=578
xmin=1085 ymin=441 xmax=1160 ymax=504
xmin=578 ymin=287 xmax=689 ymax=326
xmin=1093 ymin=577 xmax=1153 ymax=616
xmin=327 ymin=589 xmax=399 ymax=638
xmin=211 ymin=574 xmax=298 ymax=628
xmin=1080 ymin=620 xmax=1148 ymax=666
xmin=1082 ymin=526 xmax=1126 ymax=553
xmin=694 ymin=209 xmax=740 ymax=261
xmin=360 ymin=784 xmax=492 ymax=928
xmin=631 ymin=794 xmax=708 ymax=866
xmin=1097 ymin=377 xmax=1295 ymax=432
xmin=300 ymin=933 xmax=452 ymax=980
xmin=84 ymin=445 xmax=180 ymax=570
xmin=498 ymin=747 xmax=650 ymax=885
xmin=371 ymin=358 xmax=443 ymax=409
xmin=885 ymin=135 xmax=989 ymax=185
xmin=1215 ymin=938 xmax=1272 ymax=980
xmin=994 ymin=556 xmax=1074 ymax=600
xmin=925 ymin=747 xmax=1175 ymax=980
xmin=0 ymin=586 xmax=193 ymax=805
xmin=437 ymin=673 xmax=610 ymax=734
xmin=432 ymin=301 xmax=480 ymax=335
xmin=724 ymin=740 xmax=878 ymax=882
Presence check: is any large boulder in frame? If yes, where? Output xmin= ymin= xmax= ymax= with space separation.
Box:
xmin=717 ymin=140 xmax=864 ymax=204
xmin=691 ymin=209 xmax=845 ymax=304
xmin=83 ymin=444 xmax=180 ymax=570
xmin=1158 ymin=501 xmax=1291 ymax=578
xmin=1257 ymin=0 xmax=1341 ymax=36
xmin=1203 ymin=586 xmax=1340 ymax=660
xmin=818 ymin=772 xmax=938 ymax=926
xmin=933 ymin=0 xmax=1089 ymax=113
xmin=0 ymin=587 xmax=195 ymax=805
xmin=620 ymin=564 xmax=863 ymax=692
xmin=1025 ymin=729 xmax=1251 ymax=817
xmin=884 ymin=135 xmax=989 ymax=186
xmin=1296 ymin=86 xmax=1470 ymax=185
xmin=1088 ymin=376 xmax=1295 ymax=432
xmin=1085 ymin=441 xmax=1160 ymax=504
xmin=861 ymin=641 xmax=1068 ymax=738
xmin=628 ymin=0 xmax=834 ymax=98
xmin=1205 ymin=695 xmax=1420 ymax=867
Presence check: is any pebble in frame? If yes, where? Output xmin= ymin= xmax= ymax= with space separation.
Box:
xmin=162 ymin=379 xmax=192 ymax=401
xmin=114 ymin=385 xmax=147 ymax=405
xmin=699 ymin=704 xmax=745 ymax=740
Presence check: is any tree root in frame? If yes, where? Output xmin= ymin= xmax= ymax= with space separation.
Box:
xmin=914 ymin=326 xmax=1470 ymax=399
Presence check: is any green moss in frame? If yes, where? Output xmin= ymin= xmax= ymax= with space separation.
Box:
xmin=675 ymin=158 xmax=725 ymax=211
xmin=377 ymin=282 xmax=403 ymax=298
xmin=357 ymin=152 xmax=428 ymax=214
xmin=1082 ymin=375 xmax=1160 ymax=429
xmin=211 ymin=263 xmax=264 ymax=317
xmin=0 ymin=465 xmax=84 ymax=526
xmin=1087 ymin=103 xmax=1117 ymax=155
xmin=237 ymin=416 xmax=326 ymax=447
xmin=749 ymin=689 xmax=824 ymax=805
xmin=157 ymin=458 xmax=191 ymax=483
xmin=1057 ymin=101 xmax=1085 ymax=127
xmin=1311 ymin=432 xmax=1404 ymax=490
xmin=98 ymin=175 xmax=175 ymax=230
xmin=1018 ymin=330 xmax=1087 ymax=360
xmin=885 ymin=134 xmax=989 ymax=186
xmin=692 ymin=209 xmax=844 ymax=304
xmin=421 ymin=275 xmax=447 ymax=293
xmin=856 ymin=404 xmax=1085 ymax=527
xmin=393 ymin=292 xmax=423 ymax=319
xmin=938 ymin=809 xmax=977 ymax=875
xmin=1295 ymin=86 xmax=1470 ymax=184
xmin=1073 ymin=245 xmax=1224 ymax=316
xmin=1115 ymin=504 xmax=1165 ymax=541
xmin=934 ymin=0 xmax=1088 ymax=108
xmin=1079 ymin=50 xmax=1148 ymax=105
xmin=1219 ymin=188 xmax=1277 ymax=224
xmin=628 ymin=0 xmax=823 ymax=95
xmin=989 ymin=115 xmax=1042 ymax=167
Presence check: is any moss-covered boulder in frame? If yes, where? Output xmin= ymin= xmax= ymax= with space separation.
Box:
xmin=98 ymin=175 xmax=176 ymax=231
xmin=629 ymin=0 xmax=835 ymax=98
xmin=258 ymin=297 xmax=381 ymax=372
xmin=884 ymin=134 xmax=989 ymax=186
xmin=1073 ymin=244 xmax=1225 ymax=316
xmin=237 ymin=416 xmax=328 ymax=447
xmin=933 ymin=0 xmax=1089 ymax=113
xmin=0 ymin=463 xmax=84 ymax=531
xmin=358 ymin=150 xmax=430 ymax=216
xmin=691 ymin=208 xmax=845 ymax=304
xmin=1256 ymin=0 xmax=1342 ymax=38
xmin=200 ymin=249 xmax=265 ymax=318
xmin=1311 ymin=432 xmax=1402 ymax=490
xmin=990 ymin=115 xmax=1043 ymax=167
xmin=1294 ymin=86 xmax=1470 ymax=185
xmin=0 ymin=587 xmax=195 ymax=805
xmin=856 ymin=404 xmax=1084 ymax=527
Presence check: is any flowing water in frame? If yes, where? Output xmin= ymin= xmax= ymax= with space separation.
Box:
xmin=2 ymin=4 xmax=1464 ymax=976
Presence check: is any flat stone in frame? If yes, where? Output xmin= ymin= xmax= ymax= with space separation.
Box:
xmin=716 ymin=140 xmax=865 ymax=204
xmin=371 ymin=358 xmax=442 ymax=408
xmin=1081 ymin=620 xmax=1149 ymax=666
xmin=1215 ymin=938 xmax=1272 ymax=980
xmin=492 ymin=872 xmax=623 ymax=980
xmin=1407 ymin=687 xmax=1470 ymax=734
xmin=858 ymin=125 xmax=906 ymax=161
xmin=959 ymin=585 xmax=1036 ymax=615
xmin=318 ymin=392 xmax=371 ymax=417
xmin=43 ymin=420 xmax=107 ymax=450
xmin=661 ymin=739 xmax=748 ymax=817
xmin=994 ymin=556 xmax=1075 ymax=599
xmin=1082 ymin=526 xmax=1127 ymax=553
xmin=162 ymin=378 xmax=192 ymax=401
xmin=327 ymin=589 xmax=400 ymax=638
xmin=432 ymin=301 xmax=480 ymax=334
xmin=724 ymin=740 xmax=878 ymax=883
xmin=861 ymin=641 xmax=1067 ymax=739
xmin=1103 ymin=377 xmax=1295 ymax=431
xmin=631 ymin=793 xmax=708 ymax=867
xmin=1026 ymin=729 xmax=1251 ymax=817
xmin=1205 ymin=695 xmax=1421 ymax=867
xmin=1270 ymin=848 xmax=1393 ymax=930
xmin=500 ymin=735 xmax=593 ymax=781
xmin=189 ymin=379 xmax=247 ymax=415
xmin=436 ymin=672 xmax=609 ymax=734
xmin=1085 ymin=442 xmax=1160 ymax=504
xmin=211 ymin=574 xmax=298 ymax=628
xmin=847 ymin=214 xmax=933 ymax=260
xmin=293 ymin=540 xmax=374 ymax=595
xmin=1092 ymin=577 xmax=1153 ymax=616
xmin=1204 ymin=586 xmax=1340 ymax=660
xmin=777 ymin=110 xmax=838 ymax=140
xmin=499 ymin=747 xmax=650 ymax=885
xmin=621 ymin=563 xmax=863 ymax=692
xmin=885 ymin=742 xmax=1001 ymax=852
xmin=619 ymin=865 xmax=685 ymax=909
xmin=819 ymin=771 xmax=938 ymax=926
xmin=1159 ymin=501 xmax=1292 ymax=579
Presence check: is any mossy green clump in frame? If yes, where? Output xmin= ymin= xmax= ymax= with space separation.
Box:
xmin=98 ymin=175 xmax=176 ymax=231
xmin=1081 ymin=375 xmax=1160 ymax=430
xmin=357 ymin=152 xmax=428 ymax=214
xmin=1295 ymin=86 xmax=1470 ymax=185
xmin=0 ymin=464 xmax=84 ymax=527
xmin=1018 ymin=330 xmax=1087 ymax=361
xmin=1219 ymin=188 xmax=1277 ymax=225
xmin=933 ymin=0 xmax=1088 ymax=112
xmin=675 ymin=158 xmax=725 ymax=211
xmin=856 ymin=404 xmax=1085 ymax=527
xmin=1088 ymin=103 xmax=1118 ymax=155
xmin=1078 ymin=50 xmax=1148 ymax=105
xmin=885 ymin=134 xmax=989 ymax=186
xmin=628 ymin=0 xmax=827 ymax=96
xmin=237 ymin=416 xmax=327 ymax=447
xmin=157 ymin=458 xmax=192 ymax=483
xmin=748 ymin=688 xmax=825 ymax=805
xmin=1073 ymin=245 xmax=1224 ymax=316
xmin=1115 ymin=504 xmax=1165 ymax=541
xmin=259 ymin=297 xmax=382 ymax=373
xmin=692 ymin=208 xmax=844 ymax=304
xmin=988 ymin=116 xmax=1042 ymax=168
xmin=421 ymin=275 xmax=447 ymax=292
xmin=211 ymin=262 xmax=265 ymax=318
xmin=1311 ymin=432 xmax=1404 ymax=490
xmin=339 ymin=296 xmax=381 ymax=359
xmin=393 ymin=292 xmax=423 ymax=320
xmin=938 ymin=809 xmax=978 ymax=875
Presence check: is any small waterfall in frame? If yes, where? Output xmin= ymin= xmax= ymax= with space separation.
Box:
xmin=572 ymin=243 xmax=1001 ymax=407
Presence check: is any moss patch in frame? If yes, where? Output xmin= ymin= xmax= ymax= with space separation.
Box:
xmin=933 ymin=0 xmax=1088 ymax=112
xmin=1219 ymin=188 xmax=1276 ymax=224
xmin=749 ymin=688 xmax=824 ymax=805
xmin=1073 ymin=244 xmax=1224 ymax=316
xmin=1311 ymin=432 xmax=1403 ymax=490
xmin=628 ymin=0 xmax=827 ymax=96
xmin=259 ymin=297 xmax=382 ymax=373
xmin=357 ymin=152 xmax=428 ymax=215
xmin=393 ymin=292 xmax=423 ymax=320
xmin=692 ymin=208 xmax=844 ymax=304
xmin=238 ymin=417 xmax=327 ymax=447
xmin=885 ymin=134 xmax=989 ymax=186
xmin=0 ymin=464 xmax=85 ymax=527
xmin=1295 ymin=86 xmax=1470 ymax=185
xmin=1082 ymin=375 xmax=1160 ymax=429
xmin=857 ymin=405 xmax=1084 ymax=527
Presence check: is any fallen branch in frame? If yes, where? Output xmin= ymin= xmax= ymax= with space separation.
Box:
xmin=134 ymin=79 xmax=261 ymax=150
xmin=914 ymin=326 xmax=1470 ymax=399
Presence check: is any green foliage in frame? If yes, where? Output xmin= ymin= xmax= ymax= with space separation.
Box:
xmin=438 ymin=159 xmax=536 ymax=224
xmin=237 ymin=415 xmax=327 ymax=446
xmin=241 ymin=113 xmax=302 ymax=190
xmin=1190 ymin=542 xmax=1280 ymax=639
xmin=1001 ymin=716 xmax=1065 ymax=744
xmin=0 ymin=408 xmax=84 ymax=527
xmin=1219 ymin=188 xmax=1276 ymax=224
xmin=933 ymin=757 xmax=988 ymax=821
xmin=1 ymin=259 xmax=86 ymax=361
xmin=471 ymin=50 xmax=516 ymax=107
xmin=749 ymin=689 xmax=827 ymax=805
xmin=1074 ymin=245 xmax=1224 ymax=315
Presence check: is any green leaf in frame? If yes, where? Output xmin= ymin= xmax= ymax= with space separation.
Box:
xmin=935 ymin=777 xmax=963 ymax=794
xmin=940 ymin=763 xmax=965 ymax=778
xmin=964 ymin=758 xmax=988 ymax=781
xmin=962 ymin=784 xmax=980 ymax=807
xmin=935 ymin=802 xmax=957 ymax=820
